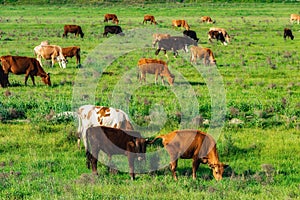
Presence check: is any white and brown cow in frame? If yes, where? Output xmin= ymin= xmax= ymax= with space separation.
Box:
xmin=190 ymin=46 xmax=216 ymax=66
xmin=77 ymin=105 xmax=134 ymax=150
xmin=209 ymin=27 xmax=230 ymax=43
xmin=290 ymin=14 xmax=300 ymax=24
xmin=208 ymin=30 xmax=227 ymax=45
xmin=34 ymin=44 xmax=67 ymax=68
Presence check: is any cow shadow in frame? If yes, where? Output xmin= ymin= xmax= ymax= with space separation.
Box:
xmin=175 ymin=81 xmax=206 ymax=86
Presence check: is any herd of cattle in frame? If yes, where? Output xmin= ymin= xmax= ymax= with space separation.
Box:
xmin=1 ymin=12 xmax=298 ymax=180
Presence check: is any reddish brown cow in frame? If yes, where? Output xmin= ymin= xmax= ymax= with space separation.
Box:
xmin=143 ymin=15 xmax=157 ymax=25
xmin=63 ymin=25 xmax=84 ymax=38
xmin=104 ymin=14 xmax=119 ymax=24
xmin=201 ymin=16 xmax=215 ymax=24
xmin=0 ymin=55 xmax=51 ymax=87
xmin=190 ymin=46 xmax=216 ymax=66
xmin=172 ymin=19 xmax=190 ymax=30
xmin=149 ymin=129 xmax=228 ymax=181
xmin=62 ymin=46 xmax=81 ymax=64
xmin=86 ymin=126 xmax=147 ymax=180
xmin=137 ymin=58 xmax=175 ymax=86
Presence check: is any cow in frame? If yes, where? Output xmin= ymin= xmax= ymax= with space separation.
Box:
xmin=155 ymin=36 xmax=198 ymax=58
xmin=104 ymin=13 xmax=119 ymax=24
xmin=137 ymin=58 xmax=175 ymax=86
xmin=149 ymin=129 xmax=228 ymax=181
xmin=209 ymin=27 xmax=230 ymax=43
xmin=77 ymin=105 xmax=134 ymax=151
xmin=152 ymin=33 xmax=171 ymax=47
xmin=290 ymin=14 xmax=300 ymax=24
xmin=190 ymin=46 xmax=216 ymax=66
xmin=86 ymin=126 xmax=147 ymax=180
xmin=62 ymin=25 xmax=84 ymax=38
xmin=143 ymin=15 xmax=157 ymax=25
xmin=201 ymin=16 xmax=215 ymax=24
xmin=284 ymin=28 xmax=294 ymax=40
xmin=172 ymin=20 xmax=190 ymax=30
xmin=208 ymin=30 xmax=227 ymax=45
xmin=62 ymin=46 xmax=81 ymax=65
xmin=103 ymin=25 xmax=124 ymax=37
xmin=183 ymin=30 xmax=199 ymax=42
xmin=0 ymin=55 xmax=51 ymax=87
xmin=34 ymin=45 xmax=67 ymax=68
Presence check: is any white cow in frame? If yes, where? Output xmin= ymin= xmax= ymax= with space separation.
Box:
xmin=34 ymin=44 xmax=67 ymax=68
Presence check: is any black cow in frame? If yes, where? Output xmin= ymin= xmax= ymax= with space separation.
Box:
xmin=284 ymin=28 xmax=294 ymax=40
xmin=155 ymin=36 xmax=198 ymax=58
xmin=183 ymin=30 xmax=199 ymax=42
xmin=85 ymin=126 xmax=147 ymax=180
xmin=103 ymin=25 xmax=124 ymax=37
xmin=208 ymin=30 xmax=227 ymax=45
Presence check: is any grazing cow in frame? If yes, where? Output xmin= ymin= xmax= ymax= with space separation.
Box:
xmin=209 ymin=27 xmax=230 ymax=43
xmin=152 ymin=33 xmax=171 ymax=47
xmin=103 ymin=25 xmax=124 ymax=37
xmin=208 ymin=30 xmax=227 ymax=45
xmin=201 ymin=16 xmax=215 ymax=24
xmin=77 ymin=105 xmax=134 ymax=150
xmin=155 ymin=36 xmax=198 ymax=58
xmin=143 ymin=15 xmax=157 ymax=25
xmin=137 ymin=58 xmax=175 ymax=86
xmin=149 ymin=129 xmax=228 ymax=181
xmin=62 ymin=25 xmax=84 ymax=38
xmin=284 ymin=28 xmax=294 ymax=40
xmin=34 ymin=45 xmax=67 ymax=68
xmin=183 ymin=30 xmax=199 ymax=42
xmin=172 ymin=20 xmax=190 ymax=30
xmin=86 ymin=126 xmax=147 ymax=180
xmin=104 ymin=13 xmax=119 ymax=24
xmin=62 ymin=46 xmax=81 ymax=64
xmin=0 ymin=55 xmax=51 ymax=87
xmin=290 ymin=14 xmax=300 ymax=24
xmin=190 ymin=46 xmax=216 ymax=66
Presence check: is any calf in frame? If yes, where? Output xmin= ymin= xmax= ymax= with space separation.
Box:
xmin=62 ymin=46 xmax=81 ymax=64
xmin=209 ymin=27 xmax=230 ymax=43
xmin=62 ymin=25 xmax=84 ymax=38
xmin=172 ymin=19 xmax=190 ymax=30
xmin=86 ymin=126 xmax=147 ymax=180
xmin=149 ymin=129 xmax=228 ymax=181
xmin=103 ymin=25 xmax=124 ymax=37
xmin=208 ymin=30 xmax=227 ymax=45
xmin=0 ymin=55 xmax=51 ymax=87
xmin=143 ymin=15 xmax=157 ymax=25
xmin=183 ymin=30 xmax=199 ymax=42
xmin=104 ymin=13 xmax=119 ymax=24
xmin=152 ymin=33 xmax=171 ymax=47
xmin=201 ymin=16 xmax=215 ymax=24
xmin=137 ymin=58 xmax=175 ymax=86
xmin=290 ymin=14 xmax=300 ymax=24
xmin=284 ymin=28 xmax=294 ymax=40
xmin=190 ymin=46 xmax=216 ymax=66
xmin=34 ymin=44 xmax=67 ymax=68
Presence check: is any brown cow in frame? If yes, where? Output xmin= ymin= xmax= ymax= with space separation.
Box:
xmin=290 ymin=14 xmax=300 ymax=24
xmin=208 ymin=30 xmax=228 ymax=45
xmin=104 ymin=13 xmax=119 ymax=24
xmin=209 ymin=27 xmax=230 ymax=43
xmin=201 ymin=16 xmax=215 ymax=24
xmin=62 ymin=25 xmax=84 ymax=38
xmin=137 ymin=58 xmax=175 ymax=86
xmin=152 ymin=33 xmax=171 ymax=47
xmin=85 ymin=126 xmax=147 ymax=180
xmin=149 ymin=129 xmax=228 ymax=181
xmin=34 ymin=45 xmax=67 ymax=68
xmin=62 ymin=46 xmax=81 ymax=65
xmin=143 ymin=15 xmax=157 ymax=25
xmin=0 ymin=55 xmax=51 ymax=87
xmin=190 ymin=46 xmax=216 ymax=66
xmin=172 ymin=19 xmax=190 ymax=30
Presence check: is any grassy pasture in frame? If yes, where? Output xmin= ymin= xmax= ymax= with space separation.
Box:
xmin=0 ymin=2 xmax=300 ymax=199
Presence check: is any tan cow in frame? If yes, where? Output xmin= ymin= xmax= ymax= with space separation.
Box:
xmin=149 ymin=129 xmax=228 ymax=181
xmin=143 ymin=15 xmax=157 ymax=25
xmin=290 ymin=14 xmax=300 ymax=24
xmin=172 ymin=19 xmax=190 ymax=30
xmin=190 ymin=46 xmax=216 ymax=66
xmin=104 ymin=13 xmax=119 ymax=24
xmin=209 ymin=27 xmax=230 ymax=43
xmin=201 ymin=16 xmax=215 ymax=24
xmin=137 ymin=58 xmax=175 ymax=86
xmin=152 ymin=33 xmax=171 ymax=47
xmin=62 ymin=46 xmax=81 ymax=65
xmin=34 ymin=45 xmax=67 ymax=68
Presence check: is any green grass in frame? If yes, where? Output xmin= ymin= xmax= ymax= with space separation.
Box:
xmin=0 ymin=2 xmax=300 ymax=199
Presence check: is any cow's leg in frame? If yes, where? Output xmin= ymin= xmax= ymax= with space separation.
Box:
xmin=30 ymin=75 xmax=36 ymax=86
xmin=192 ymin=158 xmax=201 ymax=180
xmin=169 ymin=160 xmax=178 ymax=181
xmin=155 ymin=48 xmax=161 ymax=55
xmin=160 ymin=75 xmax=165 ymax=85
xmin=128 ymin=154 xmax=135 ymax=180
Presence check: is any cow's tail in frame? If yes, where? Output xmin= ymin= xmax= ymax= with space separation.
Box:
xmin=148 ymin=135 xmax=164 ymax=144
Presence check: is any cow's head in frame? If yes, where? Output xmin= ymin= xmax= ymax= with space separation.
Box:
xmin=57 ymin=56 xmax=67 ymax=69
xmin=168 ymin=74 xmax=175 ymax=86
xmin=41 ymin=73 xmax=51 ymax=86
xmin=209 ymin=163 xmax=229 ymax=181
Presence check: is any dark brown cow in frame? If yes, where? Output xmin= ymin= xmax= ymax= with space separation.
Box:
xmin=62 ymin=46 xmax=81 ymax=64
xmin=149 ymin=129 xmax=228 ymax=181
xmin=137 ymin=58 xmax=175 ymax=86
xmin=190 ymin=46 xmax=216 ymax=66
xmin=62 ymin=25 xmax=84 ymax=38
xmin=143 ymin=15 xmax=157 ymax=25
xmin=284 ymin=28 xmax=294 ymax=40
xmin=103 ymin=25 xmax=124 ymax=37
xmin=104 ymin=14 xmax=119 ymax=24
xmin=172 ymin=19 xmax=190 ymax=30
xmin=0 ymin=55 xmax=51 ymax=87
xmin=201 ymin=16 xmax=215 ymax=24
xmin=86 ymin=126 xmax=147 ymax=180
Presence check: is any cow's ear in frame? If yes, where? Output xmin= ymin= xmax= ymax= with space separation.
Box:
xmin=223 ymin=164 xmax=229 ymax=169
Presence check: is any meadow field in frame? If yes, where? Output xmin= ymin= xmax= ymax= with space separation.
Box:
xmin=0 ymin=2 xmax=300 ymax=199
